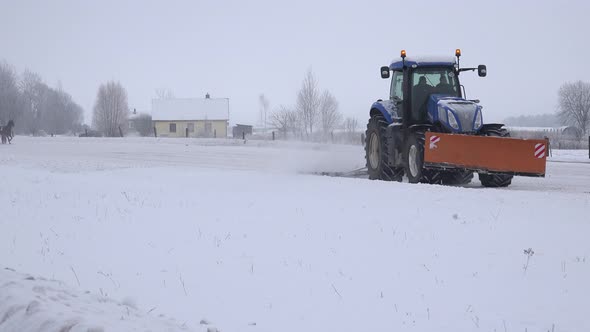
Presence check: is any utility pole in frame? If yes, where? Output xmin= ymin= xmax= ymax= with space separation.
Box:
xmin=226 ymin=98 xmax=230 ymax=139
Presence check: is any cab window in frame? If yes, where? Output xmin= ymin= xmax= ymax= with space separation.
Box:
xmin=390 ymin=71 xmax=404 ymax=100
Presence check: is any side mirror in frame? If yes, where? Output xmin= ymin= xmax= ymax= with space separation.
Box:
xmin=478 ymin=65 xmax=487 ymax=77
xmin=380 ymin=66 xmax=390 ymax=79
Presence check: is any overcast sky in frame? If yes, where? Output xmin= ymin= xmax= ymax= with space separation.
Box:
xmin=1 ymin=0 xmax=588 ymax=125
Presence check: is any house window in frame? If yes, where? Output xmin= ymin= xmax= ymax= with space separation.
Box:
xmin=169 ymin=123 xmax=176 ymax=133
xmin=187 ymin=123 xmax=195 ymax=132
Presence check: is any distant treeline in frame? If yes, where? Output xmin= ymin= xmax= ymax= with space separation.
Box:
xmin=503 ymin=114 xmax=558 ymax=127
xmin=0 ymin=60 xmax=83 ymax=135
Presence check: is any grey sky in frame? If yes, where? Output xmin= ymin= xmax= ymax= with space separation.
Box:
xmin=1 ymin=0 xmax=588 ymax=125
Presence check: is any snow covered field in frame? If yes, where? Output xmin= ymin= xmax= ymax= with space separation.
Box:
xmin=1 ymin=136 xmax=589 ymax=332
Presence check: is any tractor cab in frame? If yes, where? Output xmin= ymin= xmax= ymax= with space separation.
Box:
xmin=381 ymin=50 xmax=486 ymax=131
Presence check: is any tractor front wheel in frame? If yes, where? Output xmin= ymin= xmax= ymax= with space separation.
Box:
xmin=404 ymin=132 xmax=425 ymax=183
xmin=404 ymin=131 xmax=443 ymax=184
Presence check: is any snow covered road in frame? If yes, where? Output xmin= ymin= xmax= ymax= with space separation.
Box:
xmin=0 ymin=136 xmax=364 ymax=174
xmin=1 ymin=136 xmax=589 ymax=332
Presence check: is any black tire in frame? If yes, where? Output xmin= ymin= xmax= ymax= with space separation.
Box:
xmin=403 ymin=131 xmax=443 ymax=184
xmin=478 ymin=128 xmax=513 ymax=187
xmin=365 ymin=114 xmax=403 ymax=181
xmin=404 ymin=131 xmax=423 ymax=183
xmin=442 ymin=170 xmax=474 ymax=186
xmin=421 ymin=168 xmax=442 ymax=184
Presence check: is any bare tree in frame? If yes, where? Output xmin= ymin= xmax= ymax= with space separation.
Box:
xmin=296 ymin=69 xmax=321 ymax=137
xmin=20 ymin=70 xmax=46 ymax=135
xmin=92 ymin=81 xmax=129 ymax=137
xmin=557 ymin=81 xmax=590 ymax=140
xmin=41 ymin=86 xmax=83 ymax=135
xmin=340 ymin=117 xmax=360 ymax=144
xmin=0 ymin=61 xmax=23 ymax=127
xmin=259 ymin=94 xmax=270 ymax=132
xmin=155 ymin=88 xmax=175 ymax=100
xmin=270 ymin=105 xmax=298 ymax=138
xmin=134 ymin=113 xmax=153 ymax=137
xmin=319 ymin=90 xmax=342 ymax=139
xmin=344 ymin=117 xmax=359 ymax=134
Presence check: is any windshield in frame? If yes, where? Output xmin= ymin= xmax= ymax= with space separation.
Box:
xmin=412 ymin=67 xmax=460 ymax=97
xmin=410 ymin=67 xmax=460 ymax=123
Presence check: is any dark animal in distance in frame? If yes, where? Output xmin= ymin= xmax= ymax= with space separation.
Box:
xmin=1 ymin=120 xmax=15 ymax=144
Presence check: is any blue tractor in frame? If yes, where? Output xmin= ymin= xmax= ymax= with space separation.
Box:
xmin=365 ymin=49 xmax=518 ymax=187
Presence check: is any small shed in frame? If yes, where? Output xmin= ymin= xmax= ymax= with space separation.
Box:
xmin=232 ymin=124 xmax=253 ymax=138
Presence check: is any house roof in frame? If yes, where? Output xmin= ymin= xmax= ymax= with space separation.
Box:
xmin=152 ymin=98 xmax=229 ymax=121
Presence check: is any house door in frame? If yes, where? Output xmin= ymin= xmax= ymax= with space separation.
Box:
xmin=205 ymin=122 xmax=212 ymax=137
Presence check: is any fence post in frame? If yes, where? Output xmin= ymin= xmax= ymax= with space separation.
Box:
xmin=118 ymin=126 xmax=123 ymax=137
xmin=272 ymin=131 xmax=275 ymax=141
xmin=85 ymin=128 xmax=88 ymax=137
xmin=242 ymin=131 xmax=245 ymax=140
xmin=153 ymin=126 xmax=157 ymax=138
xmin=186 ymin=127 xmax=189 ymax=138
xmin=214 ymin=129 xmax=217 ymax=138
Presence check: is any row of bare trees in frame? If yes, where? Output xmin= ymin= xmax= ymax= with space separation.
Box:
xmin=0 ymin=60 xmax=136 ymax=138
xmin=268 ymin=70 xmax=358 ymax=142
xmin=0 ymin=60 xmax=83 ymax=135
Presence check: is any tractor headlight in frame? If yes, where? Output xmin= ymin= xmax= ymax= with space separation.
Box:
xmin=473 ymin=108 xmax=482 ymax=129
xmin=447 ymin=109 xmax=459 ymax=130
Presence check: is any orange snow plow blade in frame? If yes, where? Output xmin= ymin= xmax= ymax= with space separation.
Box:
xmin=424 ymin=132 xmax=548 ymax=177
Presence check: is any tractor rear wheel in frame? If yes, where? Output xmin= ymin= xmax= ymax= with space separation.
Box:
xmin=478 ymin=127 xmax=513 ymax=187
xmin=365 ymin=114 xmax=403 ymax=181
